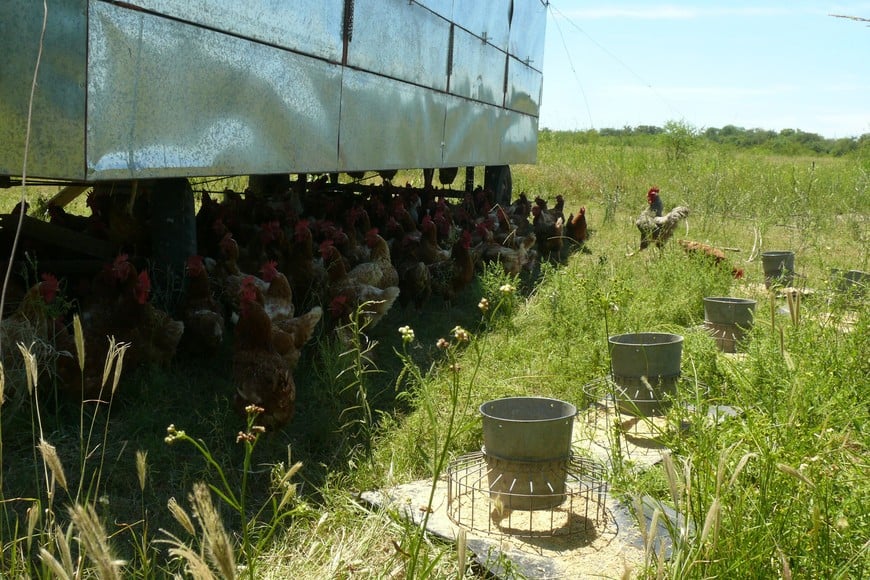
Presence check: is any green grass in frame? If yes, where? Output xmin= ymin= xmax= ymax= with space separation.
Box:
xmin=1 ymin=133 xmax=868 ymax=578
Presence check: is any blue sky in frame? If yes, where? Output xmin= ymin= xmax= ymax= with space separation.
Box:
xmin=539 ymin=2 xmax=870 ymax=138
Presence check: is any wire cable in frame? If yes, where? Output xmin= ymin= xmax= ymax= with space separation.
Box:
xmin=547 ymin=4 xmax=595 ymax=129
xmin=548 ymin=3 xmax=685 ymax=122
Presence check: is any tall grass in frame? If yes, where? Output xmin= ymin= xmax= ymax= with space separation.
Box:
xmin=1 ymin=132 xmax=867 ymax=577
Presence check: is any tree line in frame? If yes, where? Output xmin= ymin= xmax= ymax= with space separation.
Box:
xmin=541 ymin=123 xmax=869 ymax=157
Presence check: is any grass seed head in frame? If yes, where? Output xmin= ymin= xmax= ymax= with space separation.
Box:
xmin=39 ymin=548 xmax=73 ymax=580
xmin=167 ymin=497 xmax=196 ymax=536
xmin=699 ymin=497 xmax=721 ymax=548
xmin=168 ymin=544 xmax=218 ymax=580
xmin=777 ymin=462 xmax=815 ymax=489
xmin=662 ymin=451 xmax=681 ymax=510
xmin=17 ymin=342 xmax=38 ymax=394
xmin=190 ymin=482 xmax=236 ymax=580
xmin=73 ymin=313 xmax=85 ymax=370
xmin=38 ymin=438 xmax=68 ymax=491
xmin=136 ymin=450 xmax=148 ymax=492
xmin=26 ymin=500 xmax=40 ymax=551
xmin=68 ymin=503 xmax=125 ymax=580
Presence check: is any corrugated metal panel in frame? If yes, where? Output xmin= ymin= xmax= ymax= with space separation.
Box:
xmin=0 ymin=0 xmax=87 ymax=180
xmin=510 ymin=0 xmax=547 ymax=71
xmin=443 ymin=102 xmax=537 ymax=166
xmin=449 ymin=27 xmax=506 ymax=106
xmin=110 ymin=0 xmax=345 ymax=64
xmin=87 ymin=2 xmax=342 ymax=179
xmin=442 ymin=101 xmax=501 ymax=166
xmin=339 ymin=68 xmax=448 ymax=171
xmin=451 ymin=0 xmax=511 ymax=50
xmin=348 ymin=0 xmax=450 ymax=91
xmin=0 ymin=0 xmax=546 ymax=181
xmin=499 ymin=111 xmax=539 ymax=164
xmin=505 ymin=58 xmax=543 ymax=116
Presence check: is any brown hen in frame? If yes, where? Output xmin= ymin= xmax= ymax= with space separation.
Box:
xmin=271 ymin=305 xmax=323 ymax=371
xmin=431 ymin=230 xmax=476 ymax=305
xmin=233 ymin=276 xmax=296 ymax=430
xmin=62 ymin=256 xmax=184 ymax=398
xmin=678 ymin=240 xmax=745 ymax=278
xmin=364 ymin=228 xmax=400 ymax=289
xmin=565 ymin=206 xmax=588 ymax=245
xmin=178 ymin=255 xmax=225 ymax=357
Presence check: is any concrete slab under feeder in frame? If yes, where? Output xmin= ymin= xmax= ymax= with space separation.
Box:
xmin=577 ymin=376 xmax=740 ymax=466
xmin=359 ymin=477 xmax=647 ymax=579
xmin=357 ymin=393 xmax=738 ymax=578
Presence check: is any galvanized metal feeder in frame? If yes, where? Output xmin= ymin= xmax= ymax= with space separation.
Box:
xmin=480 ymin=397 xmax=576 ymax=509
xmin=447 ymin=397 xmax=609 ymax=541
xmin=762 ymin=251 xmax=795 ymax=288
xmin=831 ymin=269 xmax=868 ymax=298
xmin=608 ymin=333 xmax=684 ymax=416
xmin=703 ymin=297 xmax=756 ymax=353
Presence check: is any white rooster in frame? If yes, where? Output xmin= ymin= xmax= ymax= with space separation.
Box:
xmin=636 ymin=187 xmax=690 ymax=250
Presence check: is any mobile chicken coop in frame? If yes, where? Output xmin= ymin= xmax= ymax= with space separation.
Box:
xmin=0 ymin=0 xmax=546 ymax=267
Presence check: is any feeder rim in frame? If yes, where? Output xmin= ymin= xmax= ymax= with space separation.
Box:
xmin=608 ymin=332 xmax=684 ymax=344
xmin=479 ymin=396 xmax=578 ymax=422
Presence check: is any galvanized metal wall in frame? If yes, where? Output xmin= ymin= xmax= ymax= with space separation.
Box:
xmin=0 ymin=0 xmax=88 ymax=179
xmin=0 ymin=0 xmax=546 ymax=181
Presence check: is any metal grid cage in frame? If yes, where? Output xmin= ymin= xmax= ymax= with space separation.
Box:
xmin=446 ymin=451 xmax=610 ymax=541
xmin=581 ymin=374 xmax=711 ymax=418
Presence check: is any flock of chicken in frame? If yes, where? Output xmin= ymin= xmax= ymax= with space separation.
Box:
xmin=0 ymin=180 xmax=589 ymax=430
xmin=1 ymin=179 xmax=742 ymax=430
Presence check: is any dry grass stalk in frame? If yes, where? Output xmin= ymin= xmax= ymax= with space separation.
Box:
xmin=73 ymin=313 xmax=85 ymax=370
xmin=656 ymin=543 xmax=666 ymax=579
xmin=69 ymin=503 xmax=125 ymax=580
xmin=662 ymin=451 xmax=681 ymax=511
xmin=699 ymin=497 xmax=721 ymax=550
xmin=682 ymin=459 xmax=693 ymax=539
xmin=729 ymin=452 xmax=757 ymax=489
xmin=632 ymin=496 xmax=647 ymax=540
xmin=101 ymin=337 xmax=130 ymax=396
xmin=136 ymin=450 xmax=148 ymax=492
xmin=26 ymin=500 xmax=40 ymax=551
xmin=786 ymin=290 xmax=801 ymax=326
xmin=38 ymin=438 xmax=68 ymax=491
xmin=54 ymin=523 xmax=76 ymax=576
xmin=275 ymin=461 xmax=303 ymax=512
xmin=0 ymin=360 xmax=5 ymax=405
xmin=163 ymin=530 xmax=217 ymax=580
xmin=39 ymin=548 xmax=73 ymax=580
xmin=167 ymin=497 xmax=196 ymax=535
xmin=17 ymin=341 xmax=38 ymax=394
xmin=770 ymin=291 xmax=777 ymax=329
xmin=619 ymin=554 xmax=634 ymax=579
xmin=715 ymin=442 xmax=740 ymax=496
xmin=777 ymin=462 xmax=815 ymax=489
xmin=778 ymin=548 xmax=793 ymax=580
xmin=167 ymin=542 xmax=218 ymax=580
xmin=646 ymin=508 xmax=661 ymax=555
xmin=190 ymin=482 xmax=236 ymax=580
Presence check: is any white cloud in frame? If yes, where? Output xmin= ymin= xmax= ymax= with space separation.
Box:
xmin=557 ymin=5 xmax=820 ymax=21
xmin=603 ymin=84 xmax=800 ymax=98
